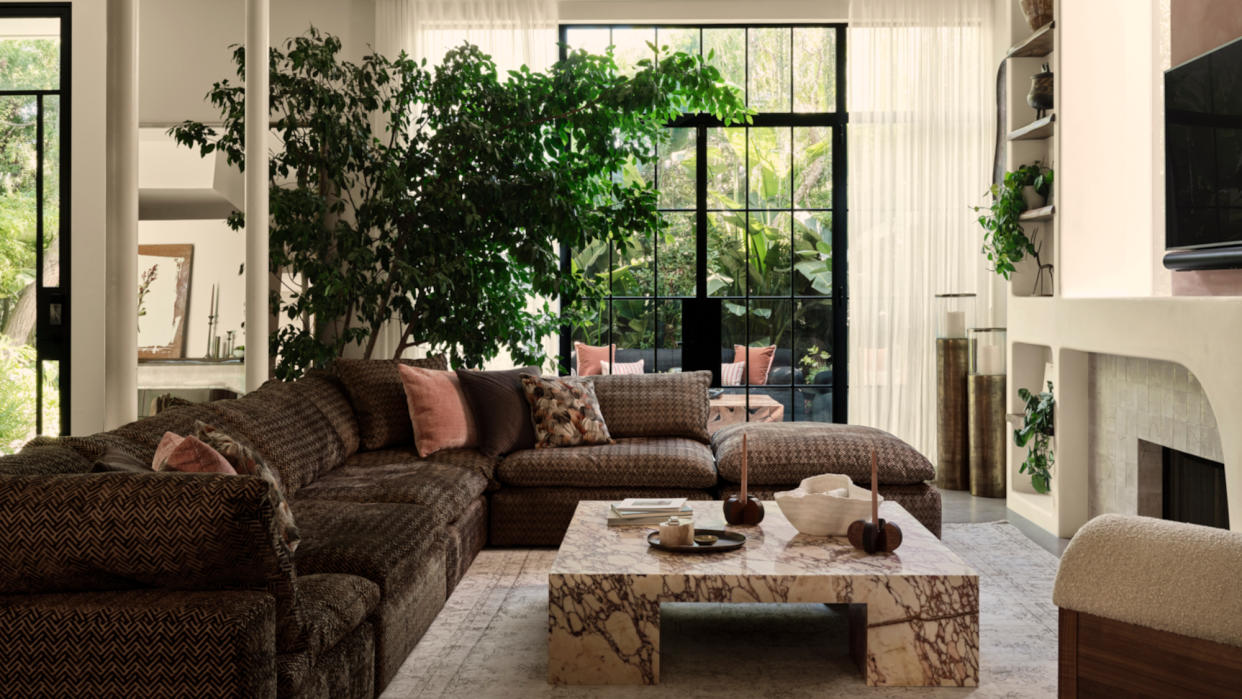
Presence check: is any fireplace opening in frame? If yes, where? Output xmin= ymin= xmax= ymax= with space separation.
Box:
xmin=1163 ymin=447 xmax=1230 ymax=529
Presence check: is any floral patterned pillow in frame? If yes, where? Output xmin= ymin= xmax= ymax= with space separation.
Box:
xmin=194 ymin=421 xmax=302 ymax=553
xmin=519 ymin=374 xmax=614 ymax=449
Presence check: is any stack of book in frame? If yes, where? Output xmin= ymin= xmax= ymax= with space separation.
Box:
xmin=607 ymin=497 xmax=693 ymax=526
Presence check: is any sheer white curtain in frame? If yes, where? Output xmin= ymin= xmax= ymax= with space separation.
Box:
xmin=375 ymin=0 xmax=557 ymax=72
xmin=847 ymin=0 xmax=994 ymax=457
xmin=368 ymin=0 xmax=558 ymax=364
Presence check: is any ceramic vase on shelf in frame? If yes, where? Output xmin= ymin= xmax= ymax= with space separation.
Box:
xmin=1018 ymin=0 xmax=1053 ymax=31
xmin=1027 ymin=64 xmax=1054 ymax=118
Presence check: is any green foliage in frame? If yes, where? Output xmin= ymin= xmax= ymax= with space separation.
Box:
xmin=0 ymin=336 xmax=36 ymax=454
xmin=172 ymin=29 xmax=750 ymax=379
xmin=800 ymin=344 xmax=831 ymax=383
xmin=975 ymin=163 xmax=1053 ymax=279
xmin=1014 ymin=380 xmax=1055 ymax=494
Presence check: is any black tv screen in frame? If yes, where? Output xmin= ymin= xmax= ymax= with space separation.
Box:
xmin=1166 ymin=36 xmax=1242 ymax=252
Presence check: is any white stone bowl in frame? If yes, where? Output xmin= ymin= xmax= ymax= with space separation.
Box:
xmin=774 ymin=474 xmax=883 ymax=537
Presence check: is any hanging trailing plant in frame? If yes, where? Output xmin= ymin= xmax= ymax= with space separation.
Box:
xmin=974 ymin=162 xmax=1053 ymax=284
xmin=1014 ymin=380 xmax=1055 ymax=494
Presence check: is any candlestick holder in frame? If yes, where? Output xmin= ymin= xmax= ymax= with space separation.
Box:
xmin=723 ymin=432 xmax=765 ymax=525
xmin=847 ymin=448 xmax=903 ymax=554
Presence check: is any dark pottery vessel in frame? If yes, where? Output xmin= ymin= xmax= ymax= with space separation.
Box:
xmin=723 ymin=494 xmax=765 ymax=525
xmin=1027 ymin=63 xmax=1053 ymax=117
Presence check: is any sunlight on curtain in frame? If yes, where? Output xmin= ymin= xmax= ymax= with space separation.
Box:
xmin=847 ymin=0 xmax=994 ymax=458
xmin=370 ymin=0 xmax=558 ymax=366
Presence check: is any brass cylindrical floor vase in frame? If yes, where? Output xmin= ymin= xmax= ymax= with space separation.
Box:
xmin=968 ymin=374 xmax=1007 ymax=498
xmin=936 ymin=338 xmax=970 ymax=490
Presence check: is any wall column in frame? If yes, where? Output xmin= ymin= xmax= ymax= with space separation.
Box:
xmin=104 ymin=0 xmax=138 ymax=428
xmin=245 ymin=0 xmax=269 ymax=390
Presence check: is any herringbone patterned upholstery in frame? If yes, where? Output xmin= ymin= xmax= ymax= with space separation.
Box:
xmin=719 ymin=483 xmax=943 ymax=538
xmin=106 ymin=401 xmax=224 ymax=462
xmin=0 ymin=442 xmax=93 ymax=475
xmin=0 ymin=472 xmax=305 ymax=651
xmin=489 ymin=487 xmax=714 ymax=546
xmin=712 ymin=422 xmax=936 ymax=485
xmin=291 ymin=574 xmax=379 ymax=663
xmin=295 ymin=448 xmax=489 ymax=527
xmin=591 ymin=370 xmax=712 ymax=443
xmin=286 ymin=369 xmax=362 ymax=460
xmin=444 ymin=496 xmax=487 ymax=593
xmin=278 ymin=620 xmax=375 ymax=699
xmin=334 ymin=356 xmax=449 ymax=451
xmin=290 ymin=499 xmax=447 ymax=687
xmin=0 ymin=588 xmax=276 ymax=698
xmin=497 ymin=437 xmax=717 ymax=488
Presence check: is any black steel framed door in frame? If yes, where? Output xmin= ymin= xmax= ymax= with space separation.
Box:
xmin=0 ymin=4 xmax=71 ymax=446
xmin=559 ymin=24 xmax=847 ymax=424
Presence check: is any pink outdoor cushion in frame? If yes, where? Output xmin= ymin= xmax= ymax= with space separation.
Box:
xmin=733 ymin=344 xmax=777 ymax=386
xmin=574 ymin=342 xmax=615 ymax=376
xmin=600 ymin=359 xmax=644 ymax=375
xmin=397 ymin=364 xmax=479 ymax=458
xmin=721 ymin=361 xmax=745 ymax=386
xmin=152 ymin=431 xmax=236 ymax=475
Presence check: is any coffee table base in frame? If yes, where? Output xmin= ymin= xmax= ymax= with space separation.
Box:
xmin=548 ymin=573 xmax=978 ymax=687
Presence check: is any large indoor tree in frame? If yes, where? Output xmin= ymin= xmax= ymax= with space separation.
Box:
xmin=172 ymin=29 xmax=749 ymax=379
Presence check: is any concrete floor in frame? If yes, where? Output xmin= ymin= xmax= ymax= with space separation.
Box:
xmin=941 ymin=488 xmax=1070 ymax=556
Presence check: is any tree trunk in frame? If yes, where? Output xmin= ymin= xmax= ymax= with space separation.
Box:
xmin=3 ymin=282 xmax=35 ymax=344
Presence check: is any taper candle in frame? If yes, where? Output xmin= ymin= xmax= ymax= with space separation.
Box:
xmin=870 ymin=448 xmax=879 ymax=525
xmin=741 ymin=433 xmax=748 ymax=501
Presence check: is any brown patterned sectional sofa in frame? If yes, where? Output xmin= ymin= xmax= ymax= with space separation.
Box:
xmin=0 ymin=363 xmax=939 ymax=698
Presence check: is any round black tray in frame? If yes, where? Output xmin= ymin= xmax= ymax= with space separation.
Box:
xmin=646 ymin=528 xmax=746 ymax=553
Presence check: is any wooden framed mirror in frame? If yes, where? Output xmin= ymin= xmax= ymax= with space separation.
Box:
xmin=137 ymin=244 xmax=193 ymax=359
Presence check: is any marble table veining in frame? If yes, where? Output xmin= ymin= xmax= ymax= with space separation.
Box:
xmin=548 ymin=500 xmax=978 ymax=687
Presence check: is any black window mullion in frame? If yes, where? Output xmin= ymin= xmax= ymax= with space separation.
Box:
xmin=832 ymin=24 xmax=848 ymax=422
xmin=35 ymin=94 xmax=44 ymax=435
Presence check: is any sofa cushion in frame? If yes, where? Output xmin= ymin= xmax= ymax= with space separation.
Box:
xmin=293 ymin=447 xmax=490 ymax=527
xmin=712 ymin=422 xmax=935 ymax=485
xmin=591 ymin=370 xmax=711 ymax=443
xmin=287 ymin=369 xmax=362 ymax=459
xmin=205 ymin=382 xmax=347 ymax=495
xmin=497 ymin=437 xmax=717 ymax=488
xmin=196 ymin=422 xmax=301 ymax=555
xmin=334 ymin=357 xmax=449 ymax=451
xmin=0 ymin=443 xmax=93 ymax=475
xmin=290 ymin=499 xmax=447 ymax=687
xmin=455 ymin=367 xmax=539 ymax=458
xmin=489 ymin=487 xmax=713 ymax=547
xmin=290 ymin=573 xmax=379 ymax=662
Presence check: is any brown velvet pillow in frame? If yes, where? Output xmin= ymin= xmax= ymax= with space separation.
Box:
xmin=456 ymin=366 xmax=539 ymax=457
xmin=334 ymin=356 xmax=449 ymax=450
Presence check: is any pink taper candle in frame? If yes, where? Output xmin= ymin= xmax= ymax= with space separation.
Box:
xmin=870 ymin=448 xmax=879 ymax=524
xmin=741 ymin=433 xmax=748 ymax=500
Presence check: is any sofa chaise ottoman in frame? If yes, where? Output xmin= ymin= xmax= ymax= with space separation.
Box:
xmin=711 ymin=422 xmax=942 ymax=537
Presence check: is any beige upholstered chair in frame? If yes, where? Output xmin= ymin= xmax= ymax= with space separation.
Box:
xmin=1053 ymin=514 xmax=1242 ymax=697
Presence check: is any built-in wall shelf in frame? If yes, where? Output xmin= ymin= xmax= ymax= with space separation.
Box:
xmin=1008 ymin=114 xmax=1056 ymax=142
xmin=1020 ymin=205 xmax=1056 ymax=221
xmin=1007 ymin=21 xmax=1055 ymax=58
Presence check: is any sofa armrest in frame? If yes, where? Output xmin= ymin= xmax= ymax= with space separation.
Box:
xmin=1053 ymin=514 xmax=1242 ymax=648
xmin=0 ymin=588 xmax=276 ymax=697
xmin=0 ymin=472 xmax=304 ymax=649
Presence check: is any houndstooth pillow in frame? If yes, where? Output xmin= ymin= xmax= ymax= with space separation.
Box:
xmin=519 ymin=374 xmax=614 ymax=449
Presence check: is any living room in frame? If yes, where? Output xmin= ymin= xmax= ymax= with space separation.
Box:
xmin=1 ymin=0 xmax=1240 ymax=696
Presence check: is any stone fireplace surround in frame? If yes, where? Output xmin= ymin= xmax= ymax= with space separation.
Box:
xmin=1087 ymin=354 xmax=1223 ymax=519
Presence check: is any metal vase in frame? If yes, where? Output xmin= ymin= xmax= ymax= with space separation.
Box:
xmin=968 ymin=374 xmax=1008 ymax=498
xmin=936 ymin=338 xmax=970 ymax=491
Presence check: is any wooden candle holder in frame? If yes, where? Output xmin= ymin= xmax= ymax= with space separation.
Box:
xmin=723 ymin=433 xmax=765 ymax=525
xmin=847 ymin=448 xmax=902 ymax=554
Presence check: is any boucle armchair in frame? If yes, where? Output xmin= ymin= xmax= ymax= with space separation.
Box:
xmin=1053 ymin=514 xmax=1242 ymax=697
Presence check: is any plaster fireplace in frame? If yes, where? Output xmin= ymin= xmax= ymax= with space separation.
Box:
xmin=1087 ymin=354 xmax=1226 ymax=524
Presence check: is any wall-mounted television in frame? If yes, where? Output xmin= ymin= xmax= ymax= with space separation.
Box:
xmin=1165 ymin=35 xmax=1242 ymax=270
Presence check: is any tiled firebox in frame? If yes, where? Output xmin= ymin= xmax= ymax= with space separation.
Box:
xmin=1086 ymin=354 xmax=1223 ymax=518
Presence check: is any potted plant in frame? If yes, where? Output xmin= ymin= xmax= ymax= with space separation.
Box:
xmin=1014 ymin=380 xmax=1054 ymax=494
xmin=974 ymin=163 xmax=1053 ymax=294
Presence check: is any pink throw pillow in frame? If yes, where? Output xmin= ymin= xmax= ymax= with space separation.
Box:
xmin=152 ymin=431 xmax=236 ymax=474
xmin=600 ymin=359 xmax=644 ymax=375
xmin=574 ymin=341 xmax=615 ymax=376
xmin=397 ymin=364 xmax=479 ymax=458
xmin=733 ymin=344 xmax=777 ymax=386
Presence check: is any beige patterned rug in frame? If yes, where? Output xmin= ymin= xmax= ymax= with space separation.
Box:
xmin=383 ymin=522 xmax=1059 ymax=698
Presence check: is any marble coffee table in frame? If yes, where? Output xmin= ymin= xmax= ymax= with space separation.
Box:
xmin=548 ymin=500 xmax=978 ymax=687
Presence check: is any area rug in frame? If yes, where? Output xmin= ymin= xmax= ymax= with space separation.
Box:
xmin=383 ymin=521 xmax=1060 ymax=698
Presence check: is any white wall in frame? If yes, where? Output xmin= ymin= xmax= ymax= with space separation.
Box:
xmin=139 ymin=0 xmax=375 ymax=125
xmin=1058 ymin=0 xmax=1163 ymax=298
